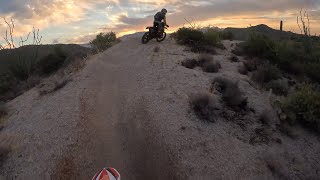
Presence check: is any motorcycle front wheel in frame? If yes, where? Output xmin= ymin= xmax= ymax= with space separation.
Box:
xmin=156 ymin=32 xmax=166 ymax=42
xmin=142 ymin=32 xmax=150 ymax=44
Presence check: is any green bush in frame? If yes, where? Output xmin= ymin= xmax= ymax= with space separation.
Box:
xmin=241 ymin=33 xmax=277 ymax=60
xmin=9 ymin=58 xmax=37 ymax=80
xmin=252 ymin=63 xmax=282 ymax=84
xmin=220 ymin=31 xmax=233 ymax=40
xmin=36 ymin=47 xmax=67 ymax=75
xmin=203 ymin=30 xmax=220 ymax=46
xmin=265 ymin=79 xmax=289 ymax=96
xmin=304 ymin=63 xmax=320 ymax=83
xmin=237 ymin=34 xmax=320 ymax=84
xmin=90 ymin=32 xmax=117 ymax=52
xmin=174 ymin=28 xmax=204 ymax=45
xmin=282 ymin=85 xmax=320 ymax=133
xmin=174 ymin=27 xmax=223 ymax=53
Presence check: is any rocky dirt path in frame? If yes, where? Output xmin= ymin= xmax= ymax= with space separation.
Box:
xmin=1 ymin=37 xmax=319 ymax=179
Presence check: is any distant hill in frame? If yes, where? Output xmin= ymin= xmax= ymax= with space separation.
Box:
xmin=0 ymin=44 xmax=91 ymax=72
xmin=224 ymin=24 xmax=304 ymax=41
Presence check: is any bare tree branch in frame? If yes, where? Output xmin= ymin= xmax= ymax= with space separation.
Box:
xmin=19 ymin=32 xmax=31 ymax=46
xmin=297 ymin=8 xmax=311 ymax=36
xmin=3 ymin=18 xmax=16 ymax=48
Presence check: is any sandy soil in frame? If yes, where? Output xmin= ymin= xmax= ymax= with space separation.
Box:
xmin=0 ymin=37 xmax=319 ymax=179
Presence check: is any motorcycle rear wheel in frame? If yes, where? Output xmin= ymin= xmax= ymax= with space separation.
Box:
xmin=142 ymin=32 xmax=150 ymax=44
xmin=156 ymin=32 xmax=166 ymax=42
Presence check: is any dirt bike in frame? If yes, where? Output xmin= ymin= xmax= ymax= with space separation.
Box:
xmin=141 ymin=24 xmax=169 ymax=44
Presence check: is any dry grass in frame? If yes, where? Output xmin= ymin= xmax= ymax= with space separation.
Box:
xmin=277 ymin=122 xmax=298 ymax=139
xmin=202 ymin=61 xmax=221 ymax=73
xmin=190 ymin=93 xmax=216 ymax=122
xmin=198 ymin=54 xmax=213 ymax=67
xmin=181 ymin=54 xmax=221 ymax=73
xmin=252 ymin=63 xmax=282 ymax=84
xmin=243 ymin=58 xmax=260 ymax=72
xmin=181 ymin=58 xmax=198 ymax=69
xmin=249 ymin=127 xmax=271 ymax=145
xmin=198 ymin=54 xmax=221 ymax=73
xmin=265 ymin=79 xmax=289 ymax=96
xmin=39 ymin=77 xmax=72 ymax=96
xmin=213 ymin=77 xmax=248 ymax=110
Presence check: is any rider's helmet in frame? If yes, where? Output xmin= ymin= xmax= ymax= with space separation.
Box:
xmin=92 ymin=167 xmax=120 ymax=180
xmin=161 ymin=8 xmax=167 ymax=14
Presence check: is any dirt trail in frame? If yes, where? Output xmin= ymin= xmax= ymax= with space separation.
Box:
xmin=1 ymin=37 xmax=319 ymax=179
xmin=69 ymin=39 xmax=181 ymax=179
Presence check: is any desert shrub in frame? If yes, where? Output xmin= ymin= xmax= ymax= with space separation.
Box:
xmin=249 ymin=127 xmax=271 ymax=145
xmin=0 ymin=102 xmax=8 ymax=118
xmin=220 ymin=31 xmax=233 ymax=40
xmin=62 ymin=51 xmax=88 ymax=68
xmin=90 ymin=32 xmax=117 ymax=52
xmin=9 ymin=58 xmax=37 ymax=81
xmin=238 ymin=64 xmax=248 ymax=75
xmin=174 ymin=27 xmax=222 ymax=53
xmin=231 ymin=46 xmax=244 ymax=56
xmin=241 ymin=33 xmax=277 ymax=60
xmin=280 ymin=61 xmax=304 ymax=75
xmin=282 ymin=85 xmax=320 ymax=133
xmin=203 ymin=30 xmax=220 ymax=46
xmin=36 ymin=47 xmax=67 ymax=75
xmin=202 ymin=61 xmax=221 ymax=73
xmin=236 ymin=33 xmax=320 ymax=83
xmin=197 ymin=54 xmax=213 ymax=66
xmin=252 ymin=63 xmax=282 ymax=84
xmin=243 ymin=58 xmax=260 ymax=72
xmin=190 ymin=93 xmax=216 ymax=122
xmin=181 ymin=58 xmax=197 ymax=69
xmin=265 ymin=79 xmax=289 ymax=96
xmin=229 ymin=55 xmax=239 ymax=62
xmin=213 ymin=77 xmax=248 ymax=110
xmin=0 ymin=73 xmax=16 ymax=94
xmin=175 ymin=27 xmax=204 ymax=45
xmin=259 ymin=110 xmax=271 ymax=126
xmin=216 ymin=42 xmax=226 ymax=50
xmin=304 ymin=63 xmax=320 ymax=83
xmin=190 ymin=44 xmax=217 ymax=54
xmin=39 ymin=78 xmax=71 ymax=96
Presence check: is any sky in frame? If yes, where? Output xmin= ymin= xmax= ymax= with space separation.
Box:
xmin=0 ymin=0 xmax=319 ymax=45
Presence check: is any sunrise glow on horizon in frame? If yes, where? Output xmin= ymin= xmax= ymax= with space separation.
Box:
xmin=0 ymin=0 xmax=319 ymax=45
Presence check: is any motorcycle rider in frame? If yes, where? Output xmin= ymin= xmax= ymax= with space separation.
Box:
xmin=154 ymin=8 xmax=168 ymax=34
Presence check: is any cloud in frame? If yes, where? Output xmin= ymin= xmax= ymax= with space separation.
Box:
xmin=0 ymin=0 xmax=320 ymax=44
